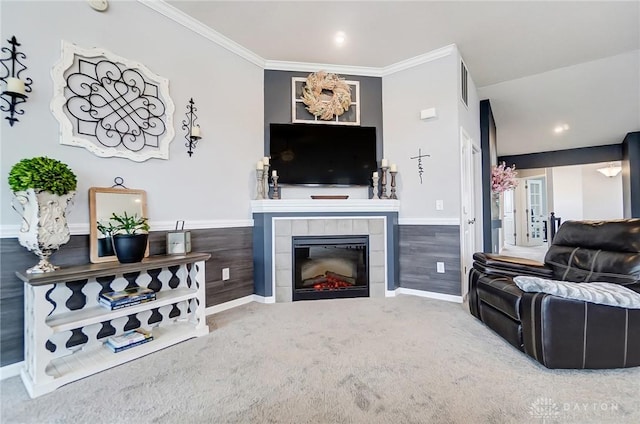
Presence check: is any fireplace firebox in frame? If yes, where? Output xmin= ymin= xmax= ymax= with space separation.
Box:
xmin=292 ymin=235 xmax=369 ymax=301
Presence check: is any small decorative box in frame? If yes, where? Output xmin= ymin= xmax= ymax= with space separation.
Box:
xmin=166 ymin=221 xmax=191 ymax=255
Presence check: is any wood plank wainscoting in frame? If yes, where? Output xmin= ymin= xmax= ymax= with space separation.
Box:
xmin=398 ymin=225 xmax=461 ymax=296
xmin=0 ymin=227 xmax=253 ymax=368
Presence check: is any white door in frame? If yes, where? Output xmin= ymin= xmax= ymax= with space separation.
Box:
xmin=460 ymin=128 xmax=480 ymax=299
xmin=526 ymin=179 xmax=544 ymax=246
xmin=503 ymin=189 xmax=516 ymax=245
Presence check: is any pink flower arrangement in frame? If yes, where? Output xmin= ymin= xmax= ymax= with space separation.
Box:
xmin=491 ymin=162 xmax=518 ymax=193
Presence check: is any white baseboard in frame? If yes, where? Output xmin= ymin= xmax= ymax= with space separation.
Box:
xmin=205 ymin=295 xmax=255 ymax=315
xmin=0 ymin=361 xmax=23 ymax=381
xmin=396 ymin=287 xmax=463 ymax=303
xmin=252 ymin=295 xmax=276 ymax=304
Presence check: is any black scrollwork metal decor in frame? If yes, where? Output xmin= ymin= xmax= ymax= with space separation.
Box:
xmin=182 ymin=98 xmax=202 ymax=157
xmin=1 ymin=36 xmax=32 ymax=127
xmin=51 ymin=41 xmax=175 ymax=162
xmin=64 ymin=59 xmax=167 ymax=153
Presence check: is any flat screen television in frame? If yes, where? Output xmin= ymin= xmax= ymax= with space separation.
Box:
xmin=269 ymin=123 xmax=377 ymax=186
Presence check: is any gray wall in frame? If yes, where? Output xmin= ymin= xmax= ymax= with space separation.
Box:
xmin=264 ymin=70 xmax=383 ymax=161
xmin=0 ymin=228 xmax=253 ymax=367
xmin=1 ymin=1 xmax=263 ymax=228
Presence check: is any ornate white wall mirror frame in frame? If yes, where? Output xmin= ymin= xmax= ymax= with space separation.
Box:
xmin=89 ymin=187 xmax=148 ymax=263
xmin=51 ymin=41 xmax=175 ymax=161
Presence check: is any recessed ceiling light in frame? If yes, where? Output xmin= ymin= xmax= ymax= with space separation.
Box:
xmin=335 ymin=31 xmax=346 ymax=45
xmin=553 ymin=124 xmax=570 ymax=134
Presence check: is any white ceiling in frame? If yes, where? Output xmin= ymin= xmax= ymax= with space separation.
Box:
xmin=168 ymin=0 xmax=640 ymax=156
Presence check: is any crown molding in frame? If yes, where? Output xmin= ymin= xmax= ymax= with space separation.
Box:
xmin=264 ymin=44 xmax=457 ymax=77
xmin=264 ymin=60 xmax=384 ymax=77
xmin=137 ymin=0 xmax=265 ymax=68
xmin=140 ymin=1 xmax=456 ymax=77
xmin=381 ymin=44 xmax=457 ymax=76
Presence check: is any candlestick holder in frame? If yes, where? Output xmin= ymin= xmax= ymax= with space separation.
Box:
xmin=380 ymin=166 xmax=389 ymax=199
xmin=371 ymin=174 xmax=380 ymax=199
xmin=181 ymin=97 xmax=202 ymax=157
xmin=255 ymin=169 xmax=265 ymax=200
xmin=390 ymin=171 xmax=398 ymax=199
xmin=1 ymin=36 xmax=32 ymax=127
xmin=262 ymin=164 xmax=269 ymax=199
xmin=272 ymin=175 xmax=280 ymax=199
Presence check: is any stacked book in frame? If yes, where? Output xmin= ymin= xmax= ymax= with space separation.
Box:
xmin=105 ymin=329 xmax=153 ymax=353
xmin=99 ymin=287 xmax=156 ymax=310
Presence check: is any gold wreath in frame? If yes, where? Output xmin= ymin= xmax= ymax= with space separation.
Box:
xmin=301 ymin=71 xmax=352 ymax=120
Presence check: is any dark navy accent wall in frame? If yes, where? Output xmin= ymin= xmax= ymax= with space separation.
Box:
xmin=264 ymin=70 xmax=384 ymax=161
xmin=622 ymin=132 xmax=640 ymax=218
xmin=252 ymin=214 xmax=270 ymax=297
xmin=480 ymin=100 xmax=499 ymax=253
xmin=499 ymin=144 xmax=622 ymax=170
xmin=252 ymin=211 xmax=399 ymax=298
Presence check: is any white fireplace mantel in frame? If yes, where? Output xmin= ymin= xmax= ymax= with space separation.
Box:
xmin=250 ymin=199 xmax=399 ymax=214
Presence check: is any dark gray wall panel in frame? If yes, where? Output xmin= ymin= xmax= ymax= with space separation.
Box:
xmin=264 ymin=70 xmax=383 ymax=161
xmin=399 ymin=225 xmax=461 ymax=295
xmin=1 ymin=227 xmax=253 ymax=367
xmin=499 ymin=144 xmax=622 ymax=170
xmin=480 ymin=100 xmax=499 ymax=253
xmin=622 ymin=132 xmax=640 ymax=218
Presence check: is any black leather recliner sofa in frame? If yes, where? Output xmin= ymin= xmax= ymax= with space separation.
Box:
xmin=469 ymin=219 xmax=640 ymax=369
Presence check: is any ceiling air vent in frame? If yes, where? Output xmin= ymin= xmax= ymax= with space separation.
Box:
xmin=461 ymin=60 xmax=468 ymax=107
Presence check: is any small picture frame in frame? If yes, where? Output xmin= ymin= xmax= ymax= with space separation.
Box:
xmin=166 ymin=221 xmax=191 ymax=255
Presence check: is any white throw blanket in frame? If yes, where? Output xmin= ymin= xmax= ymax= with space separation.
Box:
xmin=514 ymin=276 xmax=640 ymax=309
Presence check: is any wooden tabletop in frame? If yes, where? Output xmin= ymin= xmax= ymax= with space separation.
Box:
xmin=16 ymin=252 xmax=212 ymax=286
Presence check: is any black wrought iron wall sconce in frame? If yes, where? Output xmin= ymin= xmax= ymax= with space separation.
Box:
xmin=182 ymin=98 xmax=202 ymax=157
xmin=1 ymin=36 xmax=32 ymax=126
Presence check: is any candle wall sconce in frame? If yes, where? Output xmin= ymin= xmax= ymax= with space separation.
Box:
xmin=1 ymin=36 xmax=32 ymax=127
xmin=182 ymin=98 xmax=202 ymax=157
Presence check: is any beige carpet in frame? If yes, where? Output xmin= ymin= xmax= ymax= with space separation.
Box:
xmin=1 ymin=295 xmax=639 ymax=423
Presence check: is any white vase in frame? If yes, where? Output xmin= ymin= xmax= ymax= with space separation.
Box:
xmin=12 ymin=189 xmax=76 ymax=273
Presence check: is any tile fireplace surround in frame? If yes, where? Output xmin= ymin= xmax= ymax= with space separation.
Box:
xmin=251 ymin=199 xmax=400 ymax=303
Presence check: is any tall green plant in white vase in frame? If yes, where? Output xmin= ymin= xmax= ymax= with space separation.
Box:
xmin=8 ymin=157 xmax=77 ymax=273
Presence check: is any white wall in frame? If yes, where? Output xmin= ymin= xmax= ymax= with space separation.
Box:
xmin=478 ymin=51 xmax=640 ymax=156
xmin=551 ymin=163 xmax=623 ymax=221
xmin=552 ymin=166 xmax=584 ymax=221
xmin=0 ymin=1 xmax=263 ymax=232
xmin=382 ymin=50 xmax=462 ymax=222
xmin=581 ymin=163 xmax=623 ymax=219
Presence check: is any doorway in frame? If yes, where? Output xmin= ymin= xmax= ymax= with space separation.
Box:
xmin=460 ymin=127 xmax=481 ymax=299
xmin=505 ymin=176 xmax=547 ymax=247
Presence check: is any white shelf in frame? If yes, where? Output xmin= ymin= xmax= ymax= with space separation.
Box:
xmin=46 ymin=288 xmax=198 ymax=332
xmin=21 ymin=322 xmax=208 ymax=397
xmin=45 ymin=323 xmax=206 ymax=379
xmin=21 ymin=254 xmax=210 ymax=398
xmin=251 ymin=198 xmax=400 ymax=213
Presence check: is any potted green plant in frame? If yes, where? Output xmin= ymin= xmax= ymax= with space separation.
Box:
xmin=8 ymin=157 xmax=77 ymax=273
xmin=110 ymin=212 xmax=150 ymax=263
xmin=96 ymin=221 xmax=116 ymax=257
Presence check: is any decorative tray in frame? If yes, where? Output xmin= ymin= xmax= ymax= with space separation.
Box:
xmin=310 ymin=195 xmax=349 ymax=200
